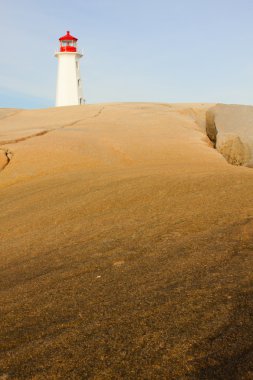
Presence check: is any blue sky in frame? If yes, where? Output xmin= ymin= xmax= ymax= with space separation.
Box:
xmin=1 ymin=0 xmax=253 ymax=108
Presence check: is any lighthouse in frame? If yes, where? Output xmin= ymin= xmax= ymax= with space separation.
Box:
xmin=55 ymin=31 xmax=84 ymax=107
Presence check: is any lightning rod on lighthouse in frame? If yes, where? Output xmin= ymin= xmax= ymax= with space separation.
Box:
xmin=55 ymin=31 xmax=84 ymax=107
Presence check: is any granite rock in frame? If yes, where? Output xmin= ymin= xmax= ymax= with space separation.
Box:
xmin=206 ymin=104 xmax=253 ymax=166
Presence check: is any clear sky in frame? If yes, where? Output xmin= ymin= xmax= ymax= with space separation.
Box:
xmin=1 ymin=0 xmax=253 ymax=108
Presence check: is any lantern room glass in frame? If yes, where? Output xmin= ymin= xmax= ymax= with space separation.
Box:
xmin=61 ymin=41 xmax=76 ymax=47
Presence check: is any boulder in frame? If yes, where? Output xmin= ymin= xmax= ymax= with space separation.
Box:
xmin=206 ymin=104 xmax=253 ymax=167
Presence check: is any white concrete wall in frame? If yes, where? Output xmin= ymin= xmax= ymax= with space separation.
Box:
xmin=55 ymin=52 xmax=84 ymax=107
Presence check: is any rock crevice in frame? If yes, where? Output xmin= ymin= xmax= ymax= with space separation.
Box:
xmin=0 ymin=148 xmax=13 ymax=172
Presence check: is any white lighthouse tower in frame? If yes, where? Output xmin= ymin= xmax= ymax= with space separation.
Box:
xmin=55 ymin=31 xmax=84 ymax=107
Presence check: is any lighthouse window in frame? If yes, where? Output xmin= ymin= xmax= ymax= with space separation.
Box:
xmin=62 ymin=41 xmax=74 ymax=46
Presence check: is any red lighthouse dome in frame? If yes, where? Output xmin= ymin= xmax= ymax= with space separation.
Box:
xmin=59 ymin=31 xmax=78 ymax=52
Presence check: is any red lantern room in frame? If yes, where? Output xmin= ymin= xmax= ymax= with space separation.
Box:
xmin=59 ymin=31 xmax=78 ymax=52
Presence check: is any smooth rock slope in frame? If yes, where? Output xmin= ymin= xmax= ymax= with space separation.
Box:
xmin=0 ymin=103 xmax=253 ymax=379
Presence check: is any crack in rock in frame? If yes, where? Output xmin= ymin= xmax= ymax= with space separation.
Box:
xmin=0 ymin=119 xmax=84 ymax=174
xmin=0 ymin=130 xmax=50 ymax=146
xmin=92 ymin=107 xmax=105 ymax=118
xmin=0 ymin=148 xmax=13 ymax=173
xmin=0 ymin=119 xmax=83 ymax=146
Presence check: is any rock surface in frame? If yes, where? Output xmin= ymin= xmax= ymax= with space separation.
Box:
xmin=0 ymin=103 xmax=253 ymax=379
xmin=206 ymin=104 xmax=253 ymax=166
